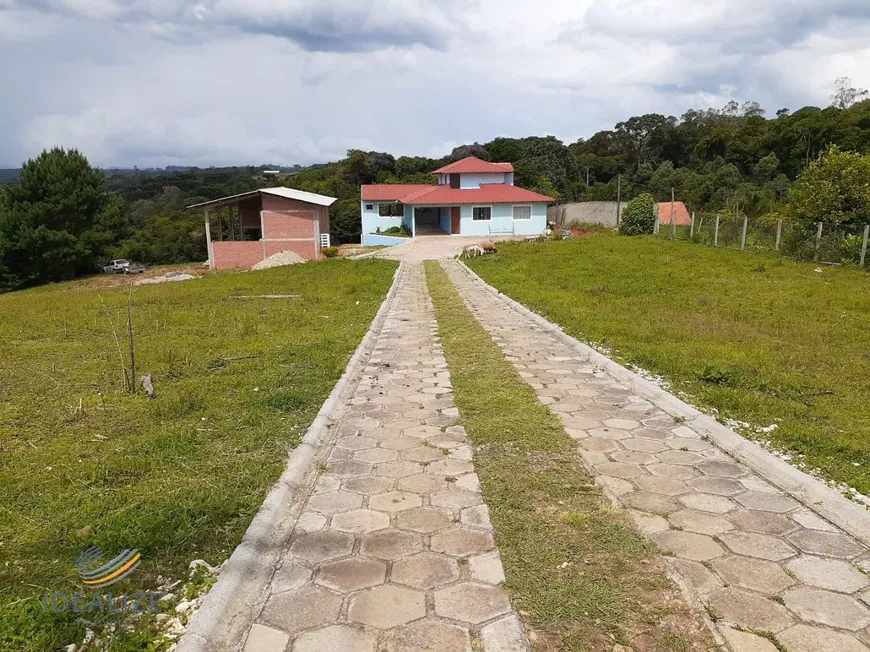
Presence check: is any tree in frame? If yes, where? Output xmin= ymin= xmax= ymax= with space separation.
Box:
xmin=618 ymin=193 xmax=657 ymax=235
xmin=831 ymin=77 xmax=868 ymax=110
xmin=614 ymin=114 xmax=674 ymax=170
xmin=0 ymin=148 xmax=128 ymax=290
xmin=783 ymin=145 xmax=870 ymax=230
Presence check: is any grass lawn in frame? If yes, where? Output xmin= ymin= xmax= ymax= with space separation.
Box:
xmin=0 ymin=259 xmax=397 ymax=651
xmin=425 ymin=261 xmax=712 ymax=651
xmin=467 ymin=234 xmax=870 ymax=495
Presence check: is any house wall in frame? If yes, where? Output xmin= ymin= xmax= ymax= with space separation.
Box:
xmin=439 ymin=207 xmax=451 ymax=233
xmin=238 ymin=196 xmax=262 ymax=230
xmin=458 ymin=172 xmax=506 ymax=189
xmin=457 ymin=202 xmax=547 ymax=236
xmin=361 ymin=201 xmax=405 ymax=243
xmin=212 ymin=241 xmax=265 ymax=270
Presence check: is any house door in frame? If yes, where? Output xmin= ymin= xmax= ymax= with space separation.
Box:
xmin=451 ymin=207 xmax=460 ymax=234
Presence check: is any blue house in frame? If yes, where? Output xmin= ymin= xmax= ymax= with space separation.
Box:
xmin=360 ymin=157 xmax=553 ymax=246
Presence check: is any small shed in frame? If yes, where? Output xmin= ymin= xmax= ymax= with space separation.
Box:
xmin=188 ymin=187 xmax=337 ymax=270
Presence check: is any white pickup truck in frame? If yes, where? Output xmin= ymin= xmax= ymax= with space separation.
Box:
xmin=102 ymin=259 xmax=145 ymax=274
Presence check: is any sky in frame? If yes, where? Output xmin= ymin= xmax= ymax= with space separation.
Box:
xmin=1 ymin=1 xmax=870 ymax=168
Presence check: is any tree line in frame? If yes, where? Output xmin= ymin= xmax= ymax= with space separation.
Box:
xmin=2 ymin=78 xmax=870 ymax=290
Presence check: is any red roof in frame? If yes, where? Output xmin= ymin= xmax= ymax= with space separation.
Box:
xmin=432 ymin=156 xmax=515 ymax=174
xmin=658 ymin=201 xmax=691 ymax=225
xmin=399 ymin=184 xmax=552 ymax=205
xmin=360 ymin=184 xmax=433 ymax=202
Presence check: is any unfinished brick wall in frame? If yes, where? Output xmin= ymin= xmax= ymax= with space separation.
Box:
xmin=262 ymin=211 xmax=315 ymax=239
xmin=212 ymin=241 xmax=265 ymax=270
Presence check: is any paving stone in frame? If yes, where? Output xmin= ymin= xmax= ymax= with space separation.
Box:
xmin=707 ymin=587 xmax=793 ymax=632
xmin=359 ymin=529 xmax=423 ymax=561
xmin=259 ymin=585 xmax=343 ymax=635
xmin=375 ymin=460 xmax=425 ymax=478
xmin=431 ymin=528 xmax=495 ymax=556
xmin=622 ymin=491 xmax=681 ymax=514
xmin=242 ymin=624 xmax=289 ymax=652
xmin=369 ymin=491 xmax=423 ymax=513
xmin=271 ymin=562 xmax=312 ymax=594
xmin=718 ymin=531 xmax=796 ymax=561
xmin=404 ymin=425 xmax=443 ymax=440
xmin=729 ymin=510 xmax=796 ymax=535
xmin=688 ymin=476 xmax=745 ymax=496
xmin=468 ymin=550 xmax=506 ymax=585
xmin=628 ymin=510 xmax=670 ymax=535
xmin=786 ymin=556 xmax=870 ymax=593
xmin=315 ymin=558 xmax=386 ymax=593
xmin=289 ymin=530 xmax=355 ymax=563
xmin=787 ymin=529 xmax=866 ymax=559
xmin=397 ymin=506 xmax=454 ymax=533
xmin=354 ymin=448 xmax=399 ymax=464
xmin=604 ymin=418 xmax=641 ymax=430
xmin=331 ymin=509 xmax=390 ymax=534
xmin=342 ymin=476 xmax=395 ymax=495
xmin=735 ymin=491 xmax=800 ymax=513
xmin=382 ymin=618 xmax=472 ymax=652
xmin=711 ymin=555 xmax=795 ymax=594
xmin=396 ymin=473 xmax=449 ymax=494
xmin=611 ymin=450 xmax=659 ymax=465
xmin=678 ymin=493 xmax=737 ymax=514
xmin=597 ymin=475 xmax=635 ymax=496
xmin=783 ymin=586 xmax=870 ymax=630
xmin=293 ymin=624 xmax=377 ymax=652
xmin=313 ymin=475 xmax=343 ymax=493
xmin=779 ymin=624 xmax=870 ymax=652
xmin=634 ymin=427 xmax=673 ymax=440
xmin=669 ymin=509 xmax=733 ymax=535
xmin=335 ymin=436 xmax=378 ymax=451
xmin=480 ymin=615 xmax=527 ymax=652
xmin=587 ymin=427 xmax=633 ymax=441
xmin=651 ymin=530 xmax=724 ymax=561
xmin=427 ymin=458 xmax=475 ymax=476
xmin=647 ymin=463 xmax=699 ymax=480
xmin=668 ymin=558 xmax=723 ymax=598
xmin=294 ymin=512 xmax=327 ymax=534
xmin=594 ymin=461 xmax=647 ymax=479
xmin=666 ymin=438 xmax=713 ymax=451
xmin=657 ymin=450 xmax=705 ymax=466
xmin=696 ymin=460 xmax=747 ymax=478
xmin=348 ymin=584 xmax=426 ymax=629
xmin=579 ymin=438 xmax=620 ymax=453
xmin=622 ymin=438 xmax=668 ymax=453
xmin=789 ymin=509 xmax=840 ymax=532
xmin=401 ymin=446 xmax=445 ymax=463
xmin=434 ymin=582 xmax=512 ymax=624
xmin=306 ymin=491 xmax=363 ymax=514
xmin=430 ymin=489 xmax=484 ymax=509
xmin=392 ymin=552 xmax=460 ymax=589
xmin=719 ymin=627 xmax=779 ymax=652
xmin=380 ymin=437 xmax=421 ymax=451
xmin=633 ymin=476 xmax=690 ymax=496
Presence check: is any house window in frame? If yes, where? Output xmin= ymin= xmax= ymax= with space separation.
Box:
xmin=379 ymin=203 xmax=403 ymax=217
xmin=512 ymin=205 xmax=532 ymax=220
xmin=365 ymin=204 xmax=374 ymax=211
xmin=472 ymin=206 xmax=492 ymax=221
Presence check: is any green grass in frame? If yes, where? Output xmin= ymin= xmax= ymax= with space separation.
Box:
xmin=468 ymin=234 xmax=870 ymax=495
xmin=424 ymin=261 xmax=712 ymax=651
xmin=0 ymin=259 xmax=397 ymax=651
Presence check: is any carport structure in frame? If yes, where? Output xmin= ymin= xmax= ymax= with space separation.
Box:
xmin=189 ymin=187 xmax=336 ymax=269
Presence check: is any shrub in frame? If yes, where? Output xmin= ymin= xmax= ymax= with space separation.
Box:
xmin=618 ymin=193 xmax=657 ymax=235
xmin=322 ymin=246 xmax=339 ymax=258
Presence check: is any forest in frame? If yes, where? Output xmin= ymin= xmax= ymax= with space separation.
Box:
xmin=2 ymin=78 xmax=870 ymax=290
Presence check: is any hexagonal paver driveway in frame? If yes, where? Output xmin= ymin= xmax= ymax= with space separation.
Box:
xmin=238 ymin=264 xmax=527 ymax=652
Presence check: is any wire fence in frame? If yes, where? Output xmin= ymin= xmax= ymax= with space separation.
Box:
xmin=653 ymin=213 xmax=870 ymax=267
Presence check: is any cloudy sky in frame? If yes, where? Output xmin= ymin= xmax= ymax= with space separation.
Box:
xmin=1 ymin=1 xmax=869 ymax=168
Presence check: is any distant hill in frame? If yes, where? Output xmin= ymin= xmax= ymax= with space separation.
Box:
xmin=0 ymin=169 xmax=19 ymax=185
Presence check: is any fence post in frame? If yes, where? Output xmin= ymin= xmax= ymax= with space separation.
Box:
xmin=714 ymin=215 xmax=720 ymax=247
xmin=653 ymin=208 xmax=660 ymax=235
xmin=861 ymin=224 xmax=869 ymax=266
xmin=740 ymin=216 xmax=748 ymax=250
xmin=690 ymin=211 xmax=695 ymax=238
xmin=814 ymin=222 xmax=823 ymax=261
xmin=670 ymin=189 xmax=676 ymax=240
xmin=775 ymin=219 xmax=782 ymax=251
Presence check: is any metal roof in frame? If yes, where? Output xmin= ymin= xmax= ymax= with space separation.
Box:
xmin=360 ymin=184 xmax=435 ymax=202
xmin=187 ymin=187 xmax=337 ymax=210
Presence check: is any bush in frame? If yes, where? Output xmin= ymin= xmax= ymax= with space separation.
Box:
xmin=618 ymin=193 xmax=657 ymax=235
xmin=322 ymin=246 xmax=339 ymax=258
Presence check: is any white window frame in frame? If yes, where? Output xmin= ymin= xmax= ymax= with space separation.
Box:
xmin=472 ymin=205 xmax=492 ymax=221
xmin=512 ymin=204 xmax=532 ymax=221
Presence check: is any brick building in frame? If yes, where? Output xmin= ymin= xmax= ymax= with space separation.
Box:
xmin=188 ymin=187 xmax=337 ymax=270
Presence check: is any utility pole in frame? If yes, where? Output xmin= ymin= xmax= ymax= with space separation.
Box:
xmin=586 ymin=166 xmax=591 ymax=187
xmin=616 ymin=175 xmax=622 ymax=225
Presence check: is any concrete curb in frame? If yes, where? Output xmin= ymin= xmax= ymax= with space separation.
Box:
xmin=454 ymin=259 xmax=870 ymax=548
xmin=177 ymin=262 xmax=404 ymax=652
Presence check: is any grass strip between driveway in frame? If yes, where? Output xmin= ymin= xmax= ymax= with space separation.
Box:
xmin=424 ymin=261 xmax=712 ymax=652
